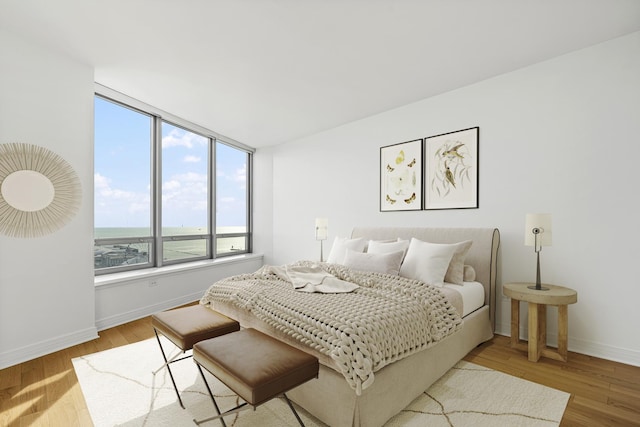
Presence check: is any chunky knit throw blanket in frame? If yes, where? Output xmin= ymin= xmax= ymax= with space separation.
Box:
xmin=200 ymin=261 xmax=463 ymax=395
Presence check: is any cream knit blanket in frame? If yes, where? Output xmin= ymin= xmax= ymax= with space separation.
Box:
xmin=200 ymin=261 xmax=462 ymax=395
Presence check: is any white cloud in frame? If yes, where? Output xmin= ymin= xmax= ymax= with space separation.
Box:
xmin=94 ymin=173 xmax=150 ymax=226
xmin=234 ymin=164 xmax=247 ymax=184
xmin=94 ymin=173 xmax=110 ymax=189
xmin=162 ymin=127 xmax=207 ymax=149
xmin=184 ymin=155 xmax=201 ymax=163
xmin=163 ymin=180 xmax=182 ymax=191
xmin=94 ymin=173 xmax=136 ymax=200
xmin=175 ymin=172 xmax=206 ymax=183
xmin=216 ymin=163 xmax=247 ymax=189
xmin=162 ymin=172 xmax=208 ymax=217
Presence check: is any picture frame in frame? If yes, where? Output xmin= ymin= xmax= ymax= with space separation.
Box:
xmin=424 ymin=127 xmax=479 ymax=210
xmin=380 ymin=139 xmax=423 ymax=211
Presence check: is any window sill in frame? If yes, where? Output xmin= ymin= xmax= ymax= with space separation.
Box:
xmin=94 ymin=253 xmax=263 ymax=288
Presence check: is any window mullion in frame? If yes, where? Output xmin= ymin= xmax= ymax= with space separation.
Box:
xmin=246 ymin=152 xmax=253 ymax=253
xmin=210 ymin=138 xmax=216 ymax=259
xmin=153 ymin=116 xmax=163 ymax=267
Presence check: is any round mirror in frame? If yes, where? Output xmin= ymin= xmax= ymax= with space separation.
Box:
xmin=0 ymin=142 xmax=81 ymax=238
xmin=1 ymin=170 xmax=55 ymax=212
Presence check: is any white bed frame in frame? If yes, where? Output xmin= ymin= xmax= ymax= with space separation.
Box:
xmin=211 ymin=227 xmax=500 ymax=427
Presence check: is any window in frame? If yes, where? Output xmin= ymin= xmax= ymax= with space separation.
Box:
xmin=161 ymin=122 xmax=210 ymax=263
xmin=94 ymin=90 xmax=252 ymax=275
xmin=216 ymin=142 xmax=249 ymax=255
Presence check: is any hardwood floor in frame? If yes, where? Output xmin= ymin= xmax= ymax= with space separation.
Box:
xmin=1 ymin=317 xmax=639 ymax=426
xmin=465 ymin=335 xmax=640 ymax=427
xmin=0 ymin=316 xmax=156 ymax=427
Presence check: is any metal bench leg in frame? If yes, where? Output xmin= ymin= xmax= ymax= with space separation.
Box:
xmin=195 ymin=363 xmax=228 ymax=427
xmin=283 ymin=393 xmax=305 ymax=427
xmin=153 ymin=329 xmax=186 ymax=409
xmin=192 ymin=362 xmax=308 ymax=427
xmin=152 ymin=348 xmax=192 ymax=375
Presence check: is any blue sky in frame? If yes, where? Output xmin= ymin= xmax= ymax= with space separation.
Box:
xmin=94 ymin=97 xmax=247 ymax=230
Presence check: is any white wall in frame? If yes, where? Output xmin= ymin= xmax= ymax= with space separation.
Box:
xmin=256 ymin=32 xmax=640 ymax=366
xmin=0 ymin=31 xmax=264 ymax=369
xmin=0 ymin=29 xmax=97 ymax=368
xmin=95 ymin=256 xmax=263 ymax=330
xmin=253 ymin=146 xmax=275 ymax=263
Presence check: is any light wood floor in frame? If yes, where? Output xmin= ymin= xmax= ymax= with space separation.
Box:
xmin=1 ymin=315 xmax=639 ymax=426
xmin=466 ymin=335 xmax=640 ymax=426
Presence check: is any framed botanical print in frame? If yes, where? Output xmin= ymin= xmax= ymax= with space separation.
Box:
xmin=380 ymin=139 xmax=423 ymax=211
xmin=424 ymin=127 xmax=479 ymax=210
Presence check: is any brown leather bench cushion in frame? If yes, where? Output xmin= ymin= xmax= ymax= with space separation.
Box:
xmin=152 ymin=305 xmax=239 ymax=350
xmin=193 ymin=328 xmax=319 ymax=406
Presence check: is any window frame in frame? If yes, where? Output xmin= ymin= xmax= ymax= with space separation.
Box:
xmin=94 ymin=84 xmax=253 ymax=276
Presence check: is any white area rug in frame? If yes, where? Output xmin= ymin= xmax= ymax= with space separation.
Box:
xmin=72 ymin=337 xmax=570 ymax=426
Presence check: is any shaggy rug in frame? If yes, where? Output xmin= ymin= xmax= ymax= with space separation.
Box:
xmin=72 ymin=337 xmax=569 ymax=426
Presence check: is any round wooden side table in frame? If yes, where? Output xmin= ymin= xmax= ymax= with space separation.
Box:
xmin=503 ymin=282 xmax=578 ymax=362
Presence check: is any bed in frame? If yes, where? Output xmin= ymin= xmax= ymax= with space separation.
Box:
xmin=201 ymin=227 xmax=500 ymax=426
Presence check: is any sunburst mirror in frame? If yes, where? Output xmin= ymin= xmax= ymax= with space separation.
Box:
xmin=0 ymin=143 xmax=82 ymax=238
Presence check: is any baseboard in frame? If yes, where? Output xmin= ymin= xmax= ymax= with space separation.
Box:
xmin=495 ymin=321 xmax=640 ymax=367
xmin=565 ymin=336 xmax=640 ymax=367
xmin=0 ymin=326 xmax=98 ymax=370
xmin=95 ymin=291 xmax=203 ymax=331
xmin=1 ymin=292 xmax=205 ymax=370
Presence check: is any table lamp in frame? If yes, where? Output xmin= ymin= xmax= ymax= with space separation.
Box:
xmin=525 ymin=213 xmax=552 ymax=291
xmin=315 ymin=218 xmax=328 ymax=262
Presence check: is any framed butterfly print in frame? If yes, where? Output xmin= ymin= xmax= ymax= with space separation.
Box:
xmin=380 ymin=139 xmax=423 ymax=211
xmin=424 ymin=127 xmax=479 ymax=210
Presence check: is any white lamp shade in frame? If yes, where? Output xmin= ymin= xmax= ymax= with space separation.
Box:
xmin=315 ymin=218 xmax=328 ymax=240
xmin=525 ymin=213 xmax=552 ymax=246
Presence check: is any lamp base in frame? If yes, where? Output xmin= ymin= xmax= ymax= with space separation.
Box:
xmin=529 ymin=250 xmax=549 ymax=290
xmin=527 ymin=285 xmax=550 ymax=291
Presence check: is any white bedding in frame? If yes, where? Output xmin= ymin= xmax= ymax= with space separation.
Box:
xmin=444 ymin=281 xmax=485 ymax=317
xmin=205 ymin=227 xmax=500 ymax=427
xmin=200 ymin=261 xmax=463 ymax=395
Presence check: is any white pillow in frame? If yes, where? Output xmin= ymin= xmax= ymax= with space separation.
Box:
xmin=326 ymin=237 xmax=367 ymax=264
xmin=399 ymin=238 xmax=457 ymax=286
xmin=363 ymin=239 xmax=394 ymax=252
xmin=444 ymin=240 xmax=473 ymax=285
xmin=463 ymin=265 xmax=476 ymax=282
xmin=367 ymin=239 xmax=410 ymax=259
xmin=344 ymin=249 xmax=405 ymax=275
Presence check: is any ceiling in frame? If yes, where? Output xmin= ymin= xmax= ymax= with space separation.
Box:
xmin=2 ymin=1 xmax=640 ymax=148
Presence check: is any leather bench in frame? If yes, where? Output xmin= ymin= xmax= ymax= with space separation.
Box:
xmin=193 ymin=328 xmax=319 ymax=426
xmin=151 ymin=304 xmax=240 ymax=408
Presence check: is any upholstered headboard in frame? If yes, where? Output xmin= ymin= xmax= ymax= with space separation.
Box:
xmin=351 ymin=227 xmax=500 ymax=331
